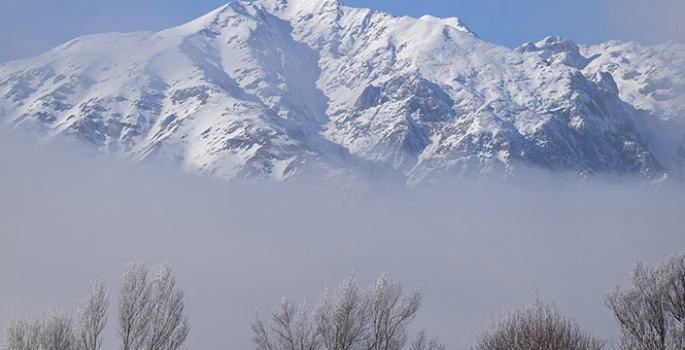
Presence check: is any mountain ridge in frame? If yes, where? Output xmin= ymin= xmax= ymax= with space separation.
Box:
xmin=0 ymin=0 xmax=682 ymax=186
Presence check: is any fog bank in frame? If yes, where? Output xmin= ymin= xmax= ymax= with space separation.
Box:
xmin=1 ymin=137 xmax=684 ymax=349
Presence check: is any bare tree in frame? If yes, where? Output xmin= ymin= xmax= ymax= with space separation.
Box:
xmin=606 ymin=252 xmax=685 ymax=350
xmin=409 ymin=330 xmax=445 ymax=350
xmin=119 ymin=260 xmax=152 ymax=350
xmin=4 ymin=314 xmax=41 ymax=350
xmin=606 ymin=262 xmax=667 ymax=350
xmin=253 ymin=299 xmax=320 ymax=350
xmin=252 ymin=311 xmax=276 ymax=350
xmin=4 ymin=308 xmax=75 ymax=350
xmin=660 ymin=253 xmax=685 ymax=348
xmin=254 ymin=272 xmax=426 ymax=350
xmin=3 ymin=260 xmax=188 ymax=350
xmin=77 ymin=280 xmax=109 ymax=350
xmin=145 ymin=263 xmax=189 ymax=350
xmin=4 ymin=284 xmax=105 ymax=350
xmin=314 ymin=272 xmax=368 ymax=350
xmin=40 ymin=308 xmax=75 ymax=350
xmin=366 ymin=274 xmax=421 ymax=350
xmin=471 ymin=297 xmax=605 ymax=350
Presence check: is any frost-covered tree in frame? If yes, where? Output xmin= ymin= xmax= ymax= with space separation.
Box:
xmin=471 ymin=298 xmax=605 ymax=350
xmin=145 ymin=264 xmax=190 ymax=350
xmin=253 ymin=299 xmax=320 ymax=350
xmin=314 ymin=272 xmax=369 ymax=350
xmin=4 ymin=314 xmax=42 ymax=350
xmin=2 ymin=261 xmax=188 ymax=350
xmin=118 ymin=261 xmax=189 ymax=350
xmin=119 ymin=260 xmax=152 ymax=350
xmin=40 ymin=308 xmax=75 ymax=350
xmin=77 ymin=280 xmax=109 ymax=350
xmin=4 ymin=308 xmax=75 ymax=350
xmin=606 ymin=252 xmax=685 ymax=350
xmin=4 ymin=286 xmax=106 ymax=350
xmin=366 ymin=274 xmax=421 ymax=350
xmin=253 ymin=272 xmax=424 ymax=350
xmin=408 ymin=330 xmax=444 ymax=350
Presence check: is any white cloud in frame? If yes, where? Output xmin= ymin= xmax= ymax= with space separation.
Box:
xmin=607 ymin=0 xmax=685 ymax=44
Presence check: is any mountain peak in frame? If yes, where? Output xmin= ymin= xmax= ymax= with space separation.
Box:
xmin=418 ymin=14 xmax=475 ymax=36
xmin=517 ymin=35 xmax=583 ymax=68
xmin=262 ymin=0 xmax=344 ymax=14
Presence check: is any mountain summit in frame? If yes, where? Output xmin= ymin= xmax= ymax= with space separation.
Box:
xmin=0 ymin=0 xmax=683 ymax=186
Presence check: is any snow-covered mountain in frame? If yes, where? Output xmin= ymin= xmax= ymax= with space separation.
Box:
xmin=0 ymin=0 xmax=682 ymax=186
xmin=518 ymin=36 xmax=685 ymax=178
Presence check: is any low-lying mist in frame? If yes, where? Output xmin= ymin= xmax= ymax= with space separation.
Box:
xmin=1 ymin=135 xmax=684 ymax=350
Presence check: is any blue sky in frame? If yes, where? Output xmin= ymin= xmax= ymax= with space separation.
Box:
xmin=0 ymin=0 xmax=683 ymax=63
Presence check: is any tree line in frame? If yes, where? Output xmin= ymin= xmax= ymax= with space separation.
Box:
xmin=3 ymin=252 xmax=685 ymax=350
xmin=2 ymin=260 xmax=189 ymax=350
xmin=251 ymin=272 xmax=439 ymax=350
